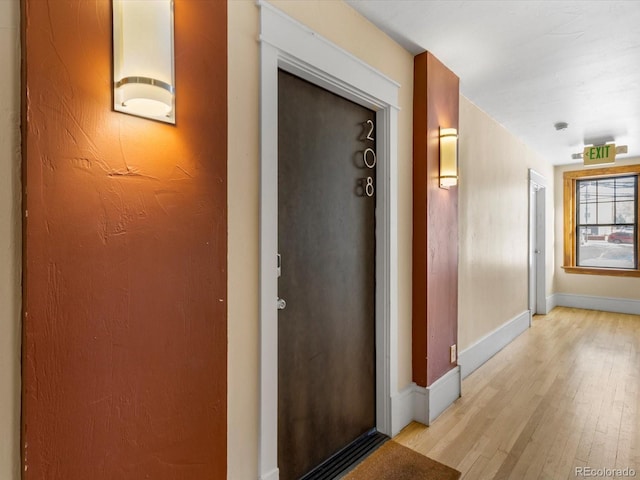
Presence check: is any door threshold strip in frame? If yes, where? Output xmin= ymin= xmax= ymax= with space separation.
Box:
xmin=300 ymin=430 xmax=389 ymax=480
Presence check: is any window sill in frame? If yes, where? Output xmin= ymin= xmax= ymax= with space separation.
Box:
xmin=562 ymin=266 xmax=640 ymax=277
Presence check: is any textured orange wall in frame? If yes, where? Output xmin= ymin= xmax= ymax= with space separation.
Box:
xmin=22 ymin=1 xmax=227 ymax=479
xmin=413 ymin=52 xmax=459 ymax=387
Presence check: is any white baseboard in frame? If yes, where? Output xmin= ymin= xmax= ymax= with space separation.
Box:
xmin=392 ymin=311 xmax=534 ymax=430
xmin=411 ymin=383 xmax=428 ymax=425
xmin=426 ymin=366 xmax=461 ymax=424
xmin=259 ymin=468 xmax=279 ymax=480
xmin=390 ymin=383 xmax=416 ymax=436
xmin=551 ymin=293 xmax=640 ymax=316
xmin=458 ymin=310 xmax=530 ymax=380
xmin=412 ymin=366 xmax=461 ymax=426
xmin=546 ymin=294 xmax=558 ymax=313
xmin=391 ymin=366 xmax=461 ymax=433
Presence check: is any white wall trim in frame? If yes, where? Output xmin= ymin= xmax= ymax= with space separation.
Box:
xmin=390 ymin=371 xmax=464 ymax=434
xmin=529 ymin=168 xmax=548 ymax=187
xmin=390 ymin=384 xmax=415 ymax=436
xmin=258 ymin=1 xmax=400 ymax=109
xmin=257 ymin=3 xmax=400 ymax=479
xmin=551 ymin=293 xmax=640 ymax=316
xmin=426 ymin=366 xmax=461 ymax=424
xmin=547 ymin=294 xmax=558 ymax=313
xmin=259 ymin=469 xmax=279 ymax=480
xmin=411 ymin=367 xmax=462 ymax=426
xmin=528 ymin=168 xmax=547 ymax=315
xmin=458 ymin=310 xmax=531 ymax=379
xmin=411 ymin=384 xmax=429 ymax=426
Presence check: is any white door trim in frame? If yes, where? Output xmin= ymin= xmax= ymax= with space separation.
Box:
xmin=258 ymin=3 xmax=400 ymax=479
xmin=528 ymin=169 xmax=547 ymax=317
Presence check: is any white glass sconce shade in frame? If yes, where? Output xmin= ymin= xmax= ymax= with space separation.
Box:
xmin=113 ymin=0 xmax=175 ymax=124
xmin=439 ymin=127 xmax=458 ymax=188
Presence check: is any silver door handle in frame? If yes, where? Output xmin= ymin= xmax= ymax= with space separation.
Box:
xmin=277 ymin=297 xmax=287 ymax=310
xmin=535 ymin=250 xmax=541 ymax=254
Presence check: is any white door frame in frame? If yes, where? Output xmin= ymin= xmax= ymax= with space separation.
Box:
xmin=528 ymin=169 xmax=547 ymax=317
xmin=257 ymin=3 xmax=400 ymax=480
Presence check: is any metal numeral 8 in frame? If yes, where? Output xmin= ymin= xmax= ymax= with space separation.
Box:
xmin=364 ymin=176 xmax=374 ymax=197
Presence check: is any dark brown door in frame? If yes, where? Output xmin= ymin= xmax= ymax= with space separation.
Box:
xmin=277 ymin=70 xmax=377 ymax=480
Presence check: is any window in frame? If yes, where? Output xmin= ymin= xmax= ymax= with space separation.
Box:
xmin=564 ymin=164 xmax=640 ymax=277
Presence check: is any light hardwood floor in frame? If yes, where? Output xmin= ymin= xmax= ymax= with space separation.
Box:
xmin=394 ymin=307 xmax=640 ymax=479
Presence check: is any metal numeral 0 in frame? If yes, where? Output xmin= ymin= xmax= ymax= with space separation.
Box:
xmin=363 ymin=148 xmax=377 ymax=169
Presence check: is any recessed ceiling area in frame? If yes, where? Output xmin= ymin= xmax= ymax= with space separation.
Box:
xmin=346 ymin=0 xmax=640 ymax=165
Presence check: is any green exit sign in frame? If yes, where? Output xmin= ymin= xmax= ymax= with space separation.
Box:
xmin=583 ymin=144 xmax=616 ymax=165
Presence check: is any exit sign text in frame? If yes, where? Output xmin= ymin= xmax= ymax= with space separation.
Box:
xmin=583 ymin=144 xmax=616 ymax=165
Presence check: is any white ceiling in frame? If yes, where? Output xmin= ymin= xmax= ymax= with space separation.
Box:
xmin=346 ymin=0 xmax=640 ymax=165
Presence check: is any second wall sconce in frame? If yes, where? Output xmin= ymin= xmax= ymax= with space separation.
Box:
xmin=112 ymin=0 xmax=176 ymax=124
xmin=439 ymin=127 xmax=458 ymax=189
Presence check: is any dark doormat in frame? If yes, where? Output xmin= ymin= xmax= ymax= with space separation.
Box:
xmin=341 ymin=440 xmax=461 ymax=480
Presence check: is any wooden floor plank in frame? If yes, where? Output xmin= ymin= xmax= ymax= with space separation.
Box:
xmin=393 ymin=307 xmax=640 ymax=479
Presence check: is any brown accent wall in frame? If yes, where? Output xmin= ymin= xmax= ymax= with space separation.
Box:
xmin=21 ymin=1 xmax=227 ymax=479
xmin=413 ymin=52 xmax=459 ymax=387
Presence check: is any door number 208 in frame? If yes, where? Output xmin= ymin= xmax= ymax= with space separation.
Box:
xmin=360 ymin=120 xmax=376 ymax=197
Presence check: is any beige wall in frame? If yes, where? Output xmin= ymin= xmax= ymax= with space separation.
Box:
xmin=0 ymin=1 xmax=21 ymax=479
xmin=227 ymin=2 xmax=260 ymax=479
xmin=553 ymin=158 xmax=640 ymax=299
xmin=457 ymin=98 xmax=554 ymax=351
xmin=227 ymin=1 xmax=414 ymax=478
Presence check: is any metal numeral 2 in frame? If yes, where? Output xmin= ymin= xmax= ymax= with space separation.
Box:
xmin=365 ymin=119 xmax=375 ymax=141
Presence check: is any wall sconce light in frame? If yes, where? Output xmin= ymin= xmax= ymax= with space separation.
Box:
xmin=112 ymin=0 xmax=175 ymax=124
xmin=439 ymin=127 xmax=458 ymax=189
